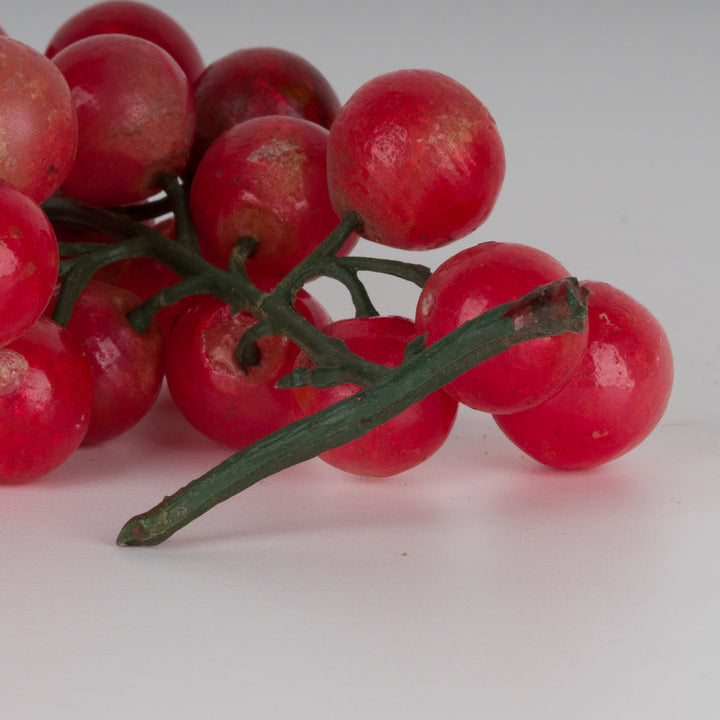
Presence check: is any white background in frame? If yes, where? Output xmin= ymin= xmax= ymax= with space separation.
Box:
xmin=2 ymin=1 xmax=719 ymax=717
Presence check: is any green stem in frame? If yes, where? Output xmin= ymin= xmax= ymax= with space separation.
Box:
xmin=53 ymin=236 xmax=150 ymax=326
xmin=326 ymin=263 xmax=380 ymax=317
xmin=261 ymin=300 xmax=388 ymax=386
xmin=274 ymin=212 xmax=363 ymax=301
xmin=300 ymin=256 xmax=431 ymax=319
xmin=159 ymin=174 xmax=199 ymax=253
xmin=227 ymin=237 xmax=259 ymax=280
xmin=116 ymin=277 xmax=588 ymax=547
xmin=339 ymin=256 xmax=431 ymax=287
xmin=309 ymin=256 xmax=431 ymax=290
xmin=44 ymin=195 xmax=153 ymax=240
xmin=46 ymin=196 xmax=266 ymax=327
xmin=126 ymin=276 xmax=212 ymax=334
xmin=45 ymin=198 xmax=392 ymax=385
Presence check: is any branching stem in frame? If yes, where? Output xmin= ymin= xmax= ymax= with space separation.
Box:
xmin=116 ymin=278 xmax=588 ymax=546
xmin=44 ymin=196 xmax=405 ymax=384
xmin=43 ymin=188 xmax=590 ymax=549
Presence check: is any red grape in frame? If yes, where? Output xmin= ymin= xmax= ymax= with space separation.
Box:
xmin=52 ymin=33 xmax=196 ymax=206
xmin=291 ymin=316 xmax=459 ymax=477
xmin=327 ymin=69 xmax=505 ymax=250
xmin=416 ymin=242 xmax=588 ymax=414
xmin=60 ymin=280 xmax=165 ymax=446
xmin=0 ymin=37 xmax=78 ymax=203
xmin=0 ymin=185 xmax=59 ymax=348
xmin=165 ymin=291 xmax=330 ymax=448
xmin=494 ymin=281 xmax=674 ymax=469
xmin=190 ymin=115 xmax=356 ymax=280
xmin=188 ymin=47 xmax=339 ymax=176
xmin=0 ymin=316 xmax=93 ymax=483
xmin=46 ymin=1 xmax=205 ymax=83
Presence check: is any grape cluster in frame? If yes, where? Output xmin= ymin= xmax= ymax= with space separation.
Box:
xmin=1 ymin=2 xmax=672 ymax=512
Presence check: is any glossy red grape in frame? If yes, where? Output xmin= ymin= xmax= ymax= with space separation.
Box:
xmin=416 ymin=241 xmax=588 ymax=414
xmin=0 ymin=185 xmax=59 ymax=348
xmin=0 ymin=37 xmax=78 ymax=203
xmin=59 ymin=280 xmax=165 ymax=445
xmin=291 ymin=316 xmax=459 ymax=477
xmin=190 ymin=115 xmax=356 ymax=280
xmin=46 ymin=1 xmax=205 ymax=83
xmin=165 ymin=292 xmax=331 ymax=449
xmin=326 ymin=69 xmax=505 ymax=250
xmin=52 ymin=33 xmax=196 ymax=206
xmin=494 ymin=281 xmax=673 ymax=470
xmin=0 ymin=316 xmax=93 ymax=483
xmin=187 ymin=47 xmax=340 ymax=176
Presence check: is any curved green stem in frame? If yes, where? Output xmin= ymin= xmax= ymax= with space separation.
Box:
xmin=299 ymin=255 xmax=432 ymax=319
xmin=232 ymin=320 xmax=274 ymax=373
xmin=227 ymin=237 xmax=259 ymax=279
xmin=275 ymin=212 xmax=363 ymax=301
xmin=117 ymin=277 xmax=588 ymax=547
xmin=126 ymin=276 xmax=211 ymax=334
xmin=53 ymin=236 xmax=149 ymax=326
xmin=316 ymin=262 xmax=380 ymax=318
xmin=258 ymin=303 xmax=388 ymax=385
xmin=335 ymin=256 xmax=431 ymax=287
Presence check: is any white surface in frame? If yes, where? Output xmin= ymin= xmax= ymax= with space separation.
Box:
xmin=2 ymin=1 xmax=719 ymax=718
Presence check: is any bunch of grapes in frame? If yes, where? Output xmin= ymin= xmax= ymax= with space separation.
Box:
xmin=0 ymin=2 xmax=673 ymax=543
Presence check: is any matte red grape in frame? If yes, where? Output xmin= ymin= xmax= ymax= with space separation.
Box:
xmin=52 ymin=33 xmax=196 ymax=206
xmin=327 ymin=69 xmax=505 ymax=250
xmin=46 ymin=1 xmax=204 ymax=83
xmin=188 ymin=46 xmax=339 ymax=175
xmin=165 ymin=292 xmax=330 ymax=449
xmin=0 ymin=37 xmax=78 ymax=202
xmin=416 ymin=241 xmax=588 ymax=414
xmin=190 ymin=115 xmax=355 ymax=280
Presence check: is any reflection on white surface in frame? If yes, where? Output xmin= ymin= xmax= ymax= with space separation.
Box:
xmin=2 ymin=395 xmax=718 ymax=718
